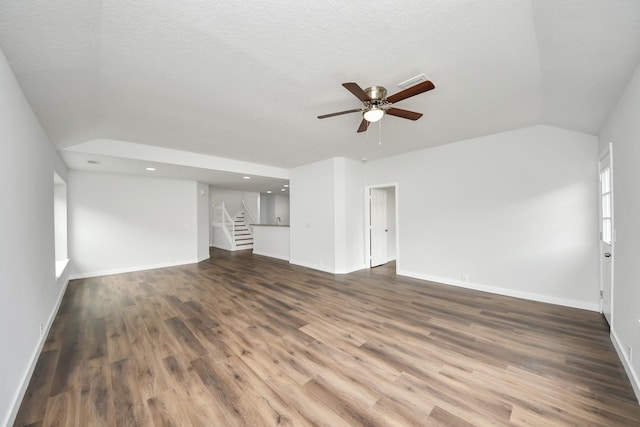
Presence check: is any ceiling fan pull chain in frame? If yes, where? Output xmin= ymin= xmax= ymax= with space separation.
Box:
xmin=378 ymin=120 xmax=382 ymax=146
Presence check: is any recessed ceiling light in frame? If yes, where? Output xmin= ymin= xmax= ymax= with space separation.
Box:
xmin=87 ymin=160 xmax=99 ymax=165
xmin=243 ymin=176 xmax=251 ymax=180
xmin=284 ymin=184 xmax=289 ymax=188
xmin=281 ymin=188 xmax=286 ymax=192
xmin=267 ymin=191 xmax=272 ymax=194
xmin=146 ymin=167 xmax=156 ymax=171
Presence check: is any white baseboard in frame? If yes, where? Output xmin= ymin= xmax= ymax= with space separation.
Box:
xmin=289 ymin=259 xmax=334 ymax=274
xmin=611 ymin=330 xmax=640 ymax=403
xmin=210 ymin=242 xmax=233 ymax=251
xmin=288 ymin=259 xmax=367 ymax=275
xmin=5 ymin=273 xmax=70 ymax=427
xmin=252 ymin=250 xmax=289 ymax=262
xmin=69 ymin=258 xmax=199 ymax=280
xmin=397 ymin=269 xmax=600 ymax=312
xmin=211 ymin=243 xmax=252 ymax=252
xmin=197 ymin=254 xmax=210 ymax=262
xmin=335 ymin=263 xmax=367 ymax=274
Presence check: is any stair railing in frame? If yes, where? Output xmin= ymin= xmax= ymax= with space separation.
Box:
xmin=213 ymin=202 xmax=235 ymax=248
xmin=242 ymin=200 xmax=258 ymax=224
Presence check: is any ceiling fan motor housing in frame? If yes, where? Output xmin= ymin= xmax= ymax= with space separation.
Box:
xmin=365 ymin=86 xmax=387 ymax=101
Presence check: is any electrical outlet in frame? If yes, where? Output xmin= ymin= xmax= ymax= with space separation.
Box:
xmin=39 ymin=323 xmax=44 ymax=337
xmin=461 ymin=274 xmax=469 ymax=282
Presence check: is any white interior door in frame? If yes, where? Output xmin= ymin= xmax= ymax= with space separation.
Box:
xmin=370 ymin=188 xmax=388 ymax=267
xmin=599 ymin=149 xmax=614 ymax=326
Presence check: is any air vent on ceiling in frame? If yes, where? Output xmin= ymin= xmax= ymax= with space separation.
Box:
xmin=398 ymin=73 xmax=429 ymax=89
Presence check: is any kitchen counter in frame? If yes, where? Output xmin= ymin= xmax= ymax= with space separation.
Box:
xmin=250 ymin=224 xmax=289 ymax=261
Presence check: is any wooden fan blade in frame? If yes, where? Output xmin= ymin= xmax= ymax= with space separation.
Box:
xmin=317 ymin=109 xmax=361 ymax=119
xmin=342 ymin=82 xmax=371 ymax=102
xmin=386 ymin=80 xmax=435 ymax=104
xmin=357 ymin=118 xmax=369 ymax=133
xmin=386 ymin=107 xmax=423 ymax=121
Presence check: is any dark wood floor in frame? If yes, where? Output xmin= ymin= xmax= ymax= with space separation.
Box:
xmin=14 ymin=248 xmax=640 ymax=426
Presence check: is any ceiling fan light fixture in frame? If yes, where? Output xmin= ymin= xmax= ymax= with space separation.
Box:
xmin=363 ymin=106 xmax=384 ymax=123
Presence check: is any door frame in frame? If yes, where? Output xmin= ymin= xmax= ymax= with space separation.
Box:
xmin=364 ymin=183 xmax=400 ymax=271
xmin=599 ymin=142 xmax=614 ymax=325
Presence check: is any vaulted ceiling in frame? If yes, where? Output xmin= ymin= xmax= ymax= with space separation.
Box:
xmin=1 ymin=0 xmax=640 ymax=173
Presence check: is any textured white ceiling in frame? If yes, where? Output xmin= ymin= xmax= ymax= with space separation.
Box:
xmin=61 ymin=150 xmax=290 ymax=194
xmin=1 ymin=0 xmax=639 ymax=172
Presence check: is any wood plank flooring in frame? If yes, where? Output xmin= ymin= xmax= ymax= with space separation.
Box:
xmin=14 ymin=248 xmax=640 ymax=426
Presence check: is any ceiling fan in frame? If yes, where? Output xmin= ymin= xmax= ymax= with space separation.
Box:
xmin=317 ymin=80 xmax=435 ymax=133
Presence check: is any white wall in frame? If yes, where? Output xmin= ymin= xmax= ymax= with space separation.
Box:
xmin=0 ymin=48 xmax=70 ymax=427
xmin=210 ymin=188 xmax=244 ymax=219
xmin=197 ymin=182 xmax=210 ymax=262
xmin=243 ymin=192 xmax=260 ymax=223
xmin=68 ymin=171 xmax=202 ymax=277
xmin=275 ymin=195 xmax=290 ymax=225
xmin=260 ymin=193 xmax=290 ymax=225
xmin=290 ymin=158 xmax=365 ymax=274
xmin=210 ymin=188 xmax=258 ymax=218
xmin=364 ymin=125 xmax=600 ymax=310
xmin=260 ymin=193 xmax=274 ymax=224
xmin=334 ymin=158 xmax=365 ymax=273
xmin=290 ymin=158 xmax=336 ymax=272
xmin=598 ymin=61 xmax=640 ymax=400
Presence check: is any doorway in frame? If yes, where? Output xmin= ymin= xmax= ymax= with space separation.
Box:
xmin=365 ymin=184 xmax=398 ymax=269
xmin=599 ymin=143 xmax=614 ymax=326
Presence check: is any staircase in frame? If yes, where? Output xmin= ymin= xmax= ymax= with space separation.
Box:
xmin=233 ymin=211 xmax=253 ymax=250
